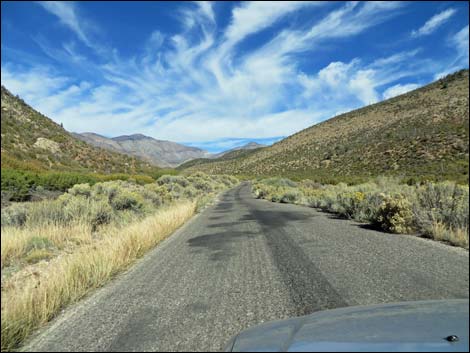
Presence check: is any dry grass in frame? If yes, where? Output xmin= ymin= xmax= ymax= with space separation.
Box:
xmin=1 ymin=201 xmax=196 ymax=351
xmin=429 ymin=222 xmax=469 ymax=248
xmin=1 ymin=223 xmax=92 ymax=269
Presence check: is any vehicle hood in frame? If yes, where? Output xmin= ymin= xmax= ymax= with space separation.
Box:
xmin=226 ymin=299 xmax=469 ymax=352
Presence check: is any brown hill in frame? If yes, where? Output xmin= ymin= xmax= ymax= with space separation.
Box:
xmin=182 ymin=70 xmax=469 ymax=183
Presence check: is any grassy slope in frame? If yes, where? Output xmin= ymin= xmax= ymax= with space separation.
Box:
xmin=1 ymin=86 xmax=161 ymax=175
xmin=177 ymin=147 xmax=264 ymax=170
xmin=183 ymin=70 xmax=469 ymax=183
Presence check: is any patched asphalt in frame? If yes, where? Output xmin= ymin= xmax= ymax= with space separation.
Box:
xmin=23 ymin=182 xmax=469 ymax=352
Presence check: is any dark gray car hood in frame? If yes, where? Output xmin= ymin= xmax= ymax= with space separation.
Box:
xmin=226 ymin=300 xmax=469 ymax=352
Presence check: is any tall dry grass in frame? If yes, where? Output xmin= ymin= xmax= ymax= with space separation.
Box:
xmin=1 ymin=223 xmax=92 ymax=269
xmin=1 ymin=201 xmax=196 ymax=351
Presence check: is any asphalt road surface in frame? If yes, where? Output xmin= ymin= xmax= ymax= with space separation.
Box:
xmin=24 ymin=182 xmax=469 ymax=352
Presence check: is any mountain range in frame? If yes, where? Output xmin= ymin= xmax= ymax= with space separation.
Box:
xmin=73 ymin=132 xmax=266 ymax=167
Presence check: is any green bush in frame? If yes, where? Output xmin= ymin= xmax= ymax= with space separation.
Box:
xmin=281 ymin=190 xmax=301 ymax=204
xmin=1 ymin=169 xmax=38 ymax=201
xmin=38 ymin=172 xmax=96 ymax=191
xmin=67 ymin=183 xmax=92 ymax=197
xmin=157 ymin=175 xmax=190 ymax=187
xmin=111 ymin=191 xmax=144 ymax=211
xmin=89 ymin=200 xmax=114 ymax=230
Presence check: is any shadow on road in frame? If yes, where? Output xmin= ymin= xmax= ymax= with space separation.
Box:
xmin=187 ymin=231 xmax=257 ymax=262
xmin=244 ymin=209 xmax=315 ymax=228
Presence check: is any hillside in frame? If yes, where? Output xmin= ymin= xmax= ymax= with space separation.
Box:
xmin=1 ymin=86 xmax=160 ymax=175
xmin=212 ymin=142 xmax=266 ymax=158
xmin=177 ymin=143 xmax=265 ymax=170
xmin=73 ymin=132 xmax=211 ymax=168
xmin=182 ymin=70 xmax=469 ymax=183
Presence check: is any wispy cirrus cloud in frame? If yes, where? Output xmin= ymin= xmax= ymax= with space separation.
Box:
xmin=434 ymin=25 xmax=469 ymax=79
xmin=411 ymin=8 xmax=456 ymax=37
xmin=36 ymin=2 xmax=92 ymax=46
xmin=2 ymin=2 xmax=469 ymax=152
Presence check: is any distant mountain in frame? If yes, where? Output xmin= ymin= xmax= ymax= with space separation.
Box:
xmin=0 ymin=86 xmax=160 ymax=175
xmin=178 ymin=142 xmax=266 ymax=170
xmin=182 ymin=70 xmax=469 ymax=183
xmin=73 ymin=133 xmax=211 ymax=168
xmin=212 ymin=142 xmax=266 ymax=158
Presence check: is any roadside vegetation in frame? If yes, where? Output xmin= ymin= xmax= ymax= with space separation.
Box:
xmin=1 ymin=168 xmax=178 ymax=204
xmin=1 ymin=172 xmax=238 ymax=351
xmin=252 ymin=177 xmax=469 ymax=249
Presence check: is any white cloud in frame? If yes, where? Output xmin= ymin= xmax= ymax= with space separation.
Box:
xmin=225 ymin=1 xmax=321 ymax=45
xmin=382 ymin=83 xmax=420 ymax=100
xmin=433 ymin=25 xmax=469 ymax=80
xmin=349 ymin=69 xmax=380 ymax=105
xmin=1 ymin=65 xmax=69 ymax=103
xmin=37 ymin=2 xmax=92 ymax=46
xmin=298 ymin=51 xmax=424 ymax=107
xmin=411 ymin=8 xmax=456 ymax=37
xmin=452 ymin=25 xmax=469 ymax=64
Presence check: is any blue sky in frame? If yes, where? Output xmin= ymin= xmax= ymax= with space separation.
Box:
xmin=1 ymin=1 xmax=469 ymax=153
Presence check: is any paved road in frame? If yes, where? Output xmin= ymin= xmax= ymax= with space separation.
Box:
xmin=24 ymin=182 xmax=469 ymax=352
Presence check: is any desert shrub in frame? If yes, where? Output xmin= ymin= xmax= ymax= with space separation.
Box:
xmin=263 ymin=177 xmax=297 ymax=188
xmin=412 ymin=182 xmax=469 ymax=246
xmin=62 ymin=196 xmax=91 ymax=221
xmin=111 ymin=191 xmax=144 ymax=211
xmin=413 ymin=182 xmax=469 ymax=232
xmin=270 ymin=193 xmax=282 ymax=203
xmin=183 ymin=186 xmax=199 ymax=199
xmin=67 ymin=183 xmax=92 ymax=197
xmin=144 ymin=184 xmax=172 ymax=203
xmin=191 ymin=178 xmax=214 ymax=193
xmin=336 ymin=191 xmax=365 ymax=218
xmin=281 ymin=189 xmax=301 ymax=204
xmin=376 ymin=194 xmax=414 ymax=233
xmin=165 ymin=183 xmax=183 ymax=194
xmin=140 ymin=189 xmax=163 ymax=207
xmin=1 ymin=204 xmax=28 ymax=227
xmin=355 ymin=192 xmax=383 ymax=222
xmin=299 ymin=179 xmax=323 ymax=190
xmin=157 ymin=175 xmax=190 ymax=187
xmin=217 ymin=175 xmax=238 ymax=187
xmin=89 ymin=200 xmax=114 ymax=230
xmin=91 ymin=181 xmax=120 ymax=201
